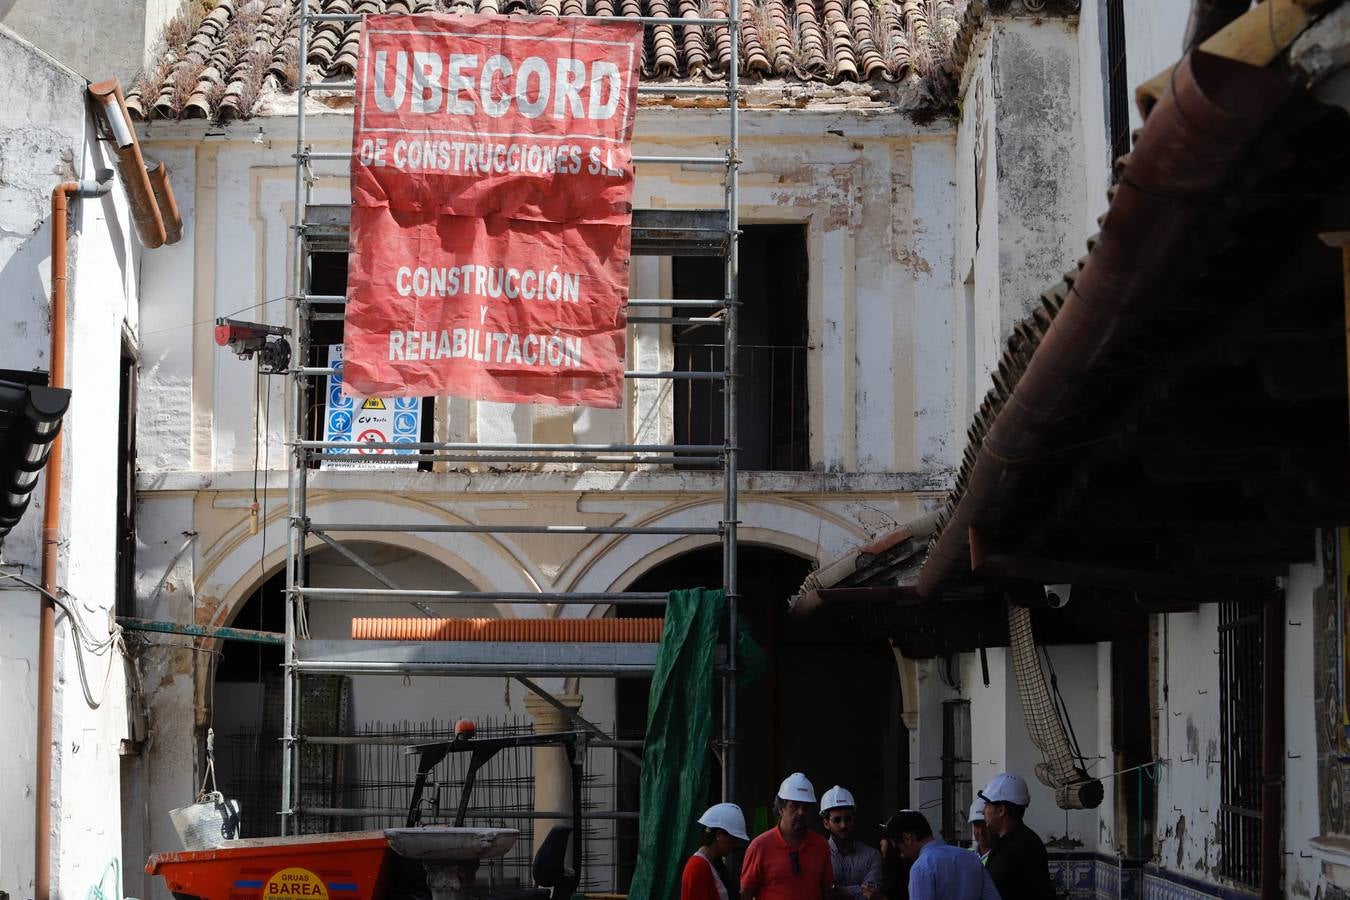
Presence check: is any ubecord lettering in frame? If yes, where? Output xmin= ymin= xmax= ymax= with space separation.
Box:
xmin=395 ymin=264 xmax=581 ymax=303
xmin=388 ymin=329 xmax=584 ymax=367
xmin=372 ymin=51 xmax=623 ymax=121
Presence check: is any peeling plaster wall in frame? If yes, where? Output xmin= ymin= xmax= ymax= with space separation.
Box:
xmin=1075 ymin=0 xmax=1112 ymax=235
xmin=1154 ymin=607 xmax=1223 ymax=882
xmin=0 ymin=0 xmax=175 ymax=88
xmin=1285 ymin=558 xmax=1322 ymax=898
xmin=0 ymin=25 xmax=136 ymax=900
xmin=990 ymin=18 xmax=1086 ymax=344
xmin=953 ymin=31 xmax=1000 ymax=426
xmin=1094 ymin=641 xmax=1117 ymax=855
xmin=954 ymin=17 xmax=1087 ymax=410
xmin=134 ymin=109 xmax=962 ymax=478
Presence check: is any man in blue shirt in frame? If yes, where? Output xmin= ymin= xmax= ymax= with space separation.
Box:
xmin=880 ymin=810 xmax=1000 ymax=900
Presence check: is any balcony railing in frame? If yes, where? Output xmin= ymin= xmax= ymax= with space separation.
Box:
xmin=674 ymin=342 xmax=808 ymax=471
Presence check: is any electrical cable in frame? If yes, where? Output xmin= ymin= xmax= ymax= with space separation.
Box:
xmin=1040 ymin=644 xmax=1090 ymax=770
xmin=1 ymin=571 xmax=125 ymax=708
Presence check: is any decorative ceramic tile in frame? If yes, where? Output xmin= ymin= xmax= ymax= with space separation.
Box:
xmin=1049 ymin=856 xmax=1096 ymax=899
xmin=1140 ymin=870 xmax=1257 ymax=900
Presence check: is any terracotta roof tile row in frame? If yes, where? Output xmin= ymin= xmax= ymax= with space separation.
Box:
xmin=127 ymin=0 xmax=975 ymax=120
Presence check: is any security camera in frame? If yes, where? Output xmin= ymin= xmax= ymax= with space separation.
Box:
xmin=1044 ymin=583 xmax=1072 ymax=608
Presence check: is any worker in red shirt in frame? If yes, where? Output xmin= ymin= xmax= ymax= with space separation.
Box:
xmin=741 ymin=773 xmax=833 ymax=900
xmin=683 ymin=803 xmax=750 ymax=900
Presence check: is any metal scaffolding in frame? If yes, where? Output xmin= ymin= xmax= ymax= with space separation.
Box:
xmin=281 ymin=1 xmax=741 ymax=844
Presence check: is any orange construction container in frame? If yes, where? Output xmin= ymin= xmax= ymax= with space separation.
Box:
xmin=146 ymin=831 xmax=393 ymax=900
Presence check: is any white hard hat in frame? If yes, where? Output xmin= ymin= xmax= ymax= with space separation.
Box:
xmin=777 ymin=772 xmax=817 ymax=803
xmin=968 ymin=800 xmax=985 ymax=823
xmin=820 ymin=785 xmax=856 ymax=813
xmin=698 ymin=802 xmax=749 ymax=841
xmin=978 ymin=772 xmax=1031 ymax=807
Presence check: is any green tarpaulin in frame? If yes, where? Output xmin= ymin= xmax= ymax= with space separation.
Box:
xmin=627 ymin=588 xmax=763 ymax=900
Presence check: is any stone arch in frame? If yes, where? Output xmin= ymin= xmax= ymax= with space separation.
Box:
xmin=559 ymin=496 xmax=865 ymax=614
xmin=197 ymin=493 xmax=548 ymax=632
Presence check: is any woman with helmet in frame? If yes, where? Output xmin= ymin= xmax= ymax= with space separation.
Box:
xmin=683 ymin=803 xmax=750 ymax=900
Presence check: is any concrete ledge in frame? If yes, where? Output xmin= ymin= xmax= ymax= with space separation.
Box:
xmin=137 ymin=468 xmax=954 ymax=496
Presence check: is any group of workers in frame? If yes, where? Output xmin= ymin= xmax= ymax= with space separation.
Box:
xmin=681 ymin=772 xmax=1056 ymax=900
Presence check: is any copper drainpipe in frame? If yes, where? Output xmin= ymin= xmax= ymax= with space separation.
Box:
xmin=37 ymin=174 xmax=111 ymax=900
xmin=87 ymin=79 xmax=167 ymax=249
xmin=35 ymin=76 xmax=179 ymax=900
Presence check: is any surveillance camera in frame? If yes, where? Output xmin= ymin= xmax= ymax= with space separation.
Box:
xmin=1044 ymin=583 xmax=1072 ymax=608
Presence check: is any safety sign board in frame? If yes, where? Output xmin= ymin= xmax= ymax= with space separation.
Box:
xmin=323 ymin=344 xmax=422 ymax=469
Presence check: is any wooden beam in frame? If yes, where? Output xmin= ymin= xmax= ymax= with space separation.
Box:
xmin=971 ymin=553 xmax=1274 ymax=601
xmin=1136 ymin=0 xmax=1312 ymax=119
xmin=1319 ymin=231 xmax=1350 ymax=442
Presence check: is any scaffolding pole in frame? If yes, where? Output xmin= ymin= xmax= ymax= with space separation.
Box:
xmin=282 ymin=0 xmax=741 ymax=854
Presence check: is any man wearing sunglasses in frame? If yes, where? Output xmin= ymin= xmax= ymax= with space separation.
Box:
xmin=742 ymin=773 xmax=834 ymax=900
xmin=819 ymin=786 xmax=883 ymax=900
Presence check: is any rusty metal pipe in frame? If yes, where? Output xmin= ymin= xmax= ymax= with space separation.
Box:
xmin=916 ymin=51 xmax=1293 ymax=597
xmin=146 ymin=161 xmax=183 ymax=245
xmin=37 ymin=173 xmax=111 ymax=900
xmin=34 ymin=182 xmax=75 ymax=900
xmin=87 ymin=79 xmax=166 ymax=249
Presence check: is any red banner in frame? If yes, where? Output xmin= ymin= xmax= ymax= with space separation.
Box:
xmin=342 ymin=14 xmax=641 ymax=407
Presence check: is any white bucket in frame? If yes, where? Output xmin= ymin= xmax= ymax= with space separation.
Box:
xmin=168 ymin=792 xmax=242 ymax=850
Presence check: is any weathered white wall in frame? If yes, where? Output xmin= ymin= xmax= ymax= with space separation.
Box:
xmin=1121 ymin=0 xmax=1190 ymax=135
xmin=1005 ymin=644 xmax=1102 ymax=851
xmin=1075 ymin=0 xmax=1112 ymax=233
xmin=1154 ymin=607 xmax=1223 ymax=880
xmin=0 ymin=0 xmax=176 ymax=86
xmin=953 ymin=31 xmax=999 ymax=426
xmin=949 ymin=643 xmax=1103 ymax=854
xmin=134 ymin=107 xmax=962 ymax=477
xmin=0 ymin=24 xmax=138 ymax=900
xmin=1285 ymin=557 xmax=1325 ymax=899
xmin=953 ymin=17 xmax=1088 ymax=421
xmin=1094 ymin=641 xmax=1117 ymax=855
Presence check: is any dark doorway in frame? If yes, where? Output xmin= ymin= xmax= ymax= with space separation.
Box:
xmin=115 ymin=343 xmax=137 ymax=616
xmin=1110 ymin=635 xmax=1155 ymax=860
xmin=612 ymin=545 xmax=901 ymax=889
xmin=672 ymin=225 xmax=810 ymax=471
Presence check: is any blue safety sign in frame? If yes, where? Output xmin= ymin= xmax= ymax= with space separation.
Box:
xmin=322 ymin=344 xmax=422 ymax=469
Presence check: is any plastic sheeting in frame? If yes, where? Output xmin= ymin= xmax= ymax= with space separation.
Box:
xmin=628 ymin=588 xmax=763 ymax=900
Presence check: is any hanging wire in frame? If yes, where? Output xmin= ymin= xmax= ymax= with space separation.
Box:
xmin=1 ymin=571 xmax=125 ymax=708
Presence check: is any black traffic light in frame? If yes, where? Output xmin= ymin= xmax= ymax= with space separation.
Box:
xmin=0 ymin=370 xmax=71 ymax=544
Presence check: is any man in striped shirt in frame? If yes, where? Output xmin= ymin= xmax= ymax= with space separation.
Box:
xmin=819 ymin=786 xmax=883 ymax=900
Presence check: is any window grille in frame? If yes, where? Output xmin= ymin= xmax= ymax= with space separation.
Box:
xmin=941 ymin=699 xmax=972 ymax=845
xmin=1105 ymin=0 xmax=1130 ymax=173
xmin=1217 ymin=600 xmax=1263 ymax=888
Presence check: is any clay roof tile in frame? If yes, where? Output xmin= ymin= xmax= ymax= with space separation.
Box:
xmin=126 ymin=0 xmax=983 ymax=120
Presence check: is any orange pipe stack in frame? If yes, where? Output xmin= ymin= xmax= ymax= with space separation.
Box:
xmin=351 ymin=617 xmax=664 ymax=643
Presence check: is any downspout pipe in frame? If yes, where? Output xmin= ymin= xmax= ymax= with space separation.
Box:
xmin=36 ymin=174 xmax=112 ymax=900
xmin=87 ymin=79 xmax=171 ymax=249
